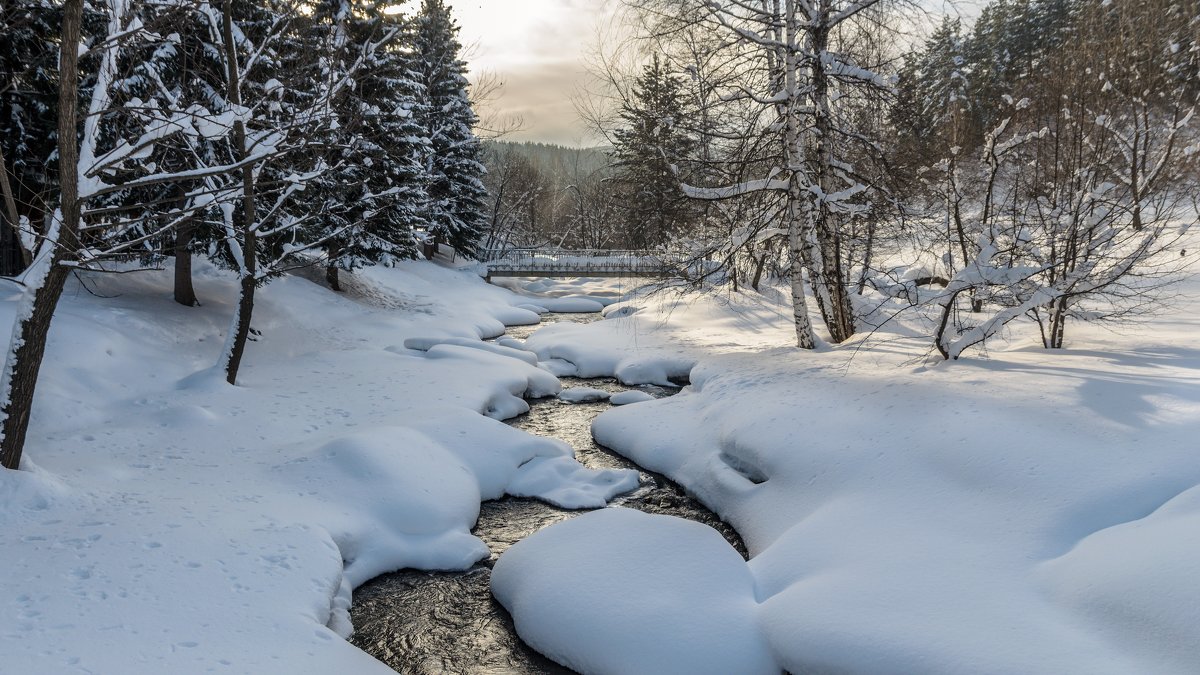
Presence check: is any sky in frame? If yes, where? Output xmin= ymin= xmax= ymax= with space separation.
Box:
xmin=449 ymin=0 xmax=620 ymax=147
xmin=412 ymin=0 xmax=975 ymax=148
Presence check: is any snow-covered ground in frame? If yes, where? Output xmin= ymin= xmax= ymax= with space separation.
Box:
xmin=0 ymin=263 xmax=632 ymax=673
xmin=5 ymin=257 xmax=1199 ymax=674
xmin=494 ymin=273 xmax=1200 ymax=674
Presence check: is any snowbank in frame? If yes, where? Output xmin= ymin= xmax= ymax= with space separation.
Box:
xmin=608 ymin=390 xmax=654 ymax=405
xmin=492 ymin=508 xmax=777 ymax=675
xmin=558 ymin=386 xmax=611 ymax=403
xmin=0 ymin=260 xmax=634 ymax=673
xmin=495 ymin=274 xmax=1200 ymax=673
xmin=492 ymin=276 xmax=629 ymax=313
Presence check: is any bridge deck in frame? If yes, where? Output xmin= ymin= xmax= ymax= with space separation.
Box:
xmin=485 ymin=268 xmax=667 ymax=279
xmin=480 ymin=249 xmax=674 ymax=280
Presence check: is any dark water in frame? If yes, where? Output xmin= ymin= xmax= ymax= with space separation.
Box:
xmin=350 ymin=312 xmax=745 ymax=675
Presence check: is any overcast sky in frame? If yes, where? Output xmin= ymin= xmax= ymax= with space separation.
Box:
xmin=437 ymin=0 xmax=975 ymax=147
xmin=451 ymin=0 xmax=619 ymax=147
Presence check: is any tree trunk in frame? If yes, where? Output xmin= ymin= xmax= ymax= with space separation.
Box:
xmin=223 ymin=268 xmax=256 ymax=385
xmin=221 ymin=0 xmax=258 ymax=386
xmin=1049 ymin=297 xmax=1068 ymax=349
xmin=173 ymin=218 xmax=198 ymax=306
xmin=0 ymin=0 xmax=84 ymax=470
xmin=751 ymin=251 xmax=767 ymax=292
xmin=806 ymin=9 xmax=855 ymax=343
xmin=326 ymin=242 xmax=342 ymax=291
xmin=947 ymin=152 xmax=982 ymax=313
xmin=783 ymin=0 xmax=816 ymax=350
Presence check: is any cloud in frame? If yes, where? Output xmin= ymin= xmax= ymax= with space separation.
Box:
xmin=456 ymin=0 xmax=617 ymax=145
xmin=477 ymin=64 xmax=601 ymax=146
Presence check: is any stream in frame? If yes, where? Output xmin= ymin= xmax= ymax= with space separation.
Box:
xmin=350 ymin=313 xmax=746 ymax=675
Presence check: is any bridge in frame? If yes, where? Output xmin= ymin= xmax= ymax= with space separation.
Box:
xmin=479 ymin=248 xmax=677 ymax=280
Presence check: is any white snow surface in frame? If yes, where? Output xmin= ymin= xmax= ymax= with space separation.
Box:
xmin=0 ymin=261 xmax=635 ymax=673
xmin=557 ymin=386 xmax=611 ymax=403
xmin=491 ymin=508 xmax=777 ymax=675
xmin=493 ymin=276 xmax=625 ymax=313
xmin=608 ymin=390 xmax=655 ymax=405
xmin=493 ymin=274 xmax=1200 ymax=674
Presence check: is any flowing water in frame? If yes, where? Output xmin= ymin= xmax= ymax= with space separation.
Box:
xmin=350 ymin=313 xmax=746 ymax=675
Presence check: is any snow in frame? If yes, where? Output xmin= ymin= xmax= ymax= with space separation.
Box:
xmin=557 ymin=386 xmax=611 ymax=403
xmin=524 ymin=320 xmax=694 ymax=384
xmin=535 ymin=296 xmax=607 ymax=312
xmin=608 ymin=390 xmax=655 ymax=405
xmin=0 ymin=260 xmax=633 ymax=673
xmin=492 ymin=276 xmax=626 ymax=313
xmin=8 ymin=252 xmax=1200 ymax=673
xmin=491 ymin=271 xmax=1200 ymax=673
xmin=491 ymin=508 xmax=777 ymax=675
xmin=402 ymin=335 xmax=540 ymax=365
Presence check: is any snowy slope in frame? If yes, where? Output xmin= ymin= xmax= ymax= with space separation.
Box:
xmin=0 ymin=261 xmax=634 ymax=673
xmin=493 ymin=274 xmax=1200 ymax=673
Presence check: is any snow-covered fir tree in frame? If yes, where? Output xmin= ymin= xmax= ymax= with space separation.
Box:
xmin=412 ymin=0 xmax=487 ymax=258
xmin=0 ymin=1 xmax=68 ymax=273
xmin=610 ymin=55 xmax=698 ymax=249
xmin=308 ymin=0 xmax=427 ymax=291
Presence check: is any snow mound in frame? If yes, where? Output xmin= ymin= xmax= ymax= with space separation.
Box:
xmin=536 ymin=296 xmax=606 ymax=313
xmin=421 ymin=343 xmax=561 ymax=411
xmin=490 ymin=305 xmax=543 ymax=326
xmin=271 ymin=427 xmax=490 ymax=585
xmin=558 ymin=387 xmax=611 ymax=403
xmin=602 ymin=304 xmax=638 ymax=318
xmin=401 ymin=336 xmax=539 ymax=365
xmin=494 ymin=337 xmax=530 ymax=351
xmin=492 ymin=508 xmax=777 ymax=675
xmin=508 ymin=456 xmax=639 ymax=509
xmin=538 ymin=358 xmax=578 ymax=377
xmin=523 ymin=320 xmax=695 ymax=385
xmin=609 ymin=390 xmax=655 ymax=406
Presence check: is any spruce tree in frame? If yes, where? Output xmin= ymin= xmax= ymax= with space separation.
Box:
xmin=0 ymin=2 xmax=63 ymax=273
xmin=412 ymin=0 xmax=487 ymax=258
xmin=308 ymin=1 xmax=427 ymax=290
xmin=610 ymin=55 xmax=698 ymax=249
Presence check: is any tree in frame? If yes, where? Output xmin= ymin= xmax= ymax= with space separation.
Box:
xmin=480 ymin=142 xmax=544 ymax=253
xmin=199 ymin=0 xmax=390 ymax=384
xmin=931 ymin=54 xmax=1196 ymax=355
xmin=310 ymin=1 xmax=428 ymax=292
xmin=2 ymin=0 xmax=238 ymax=469
xmin=627 ymin=0 xmax=902 ymax=347
xmin=611 ymin=55 xmax=698 ymax=248
xmin=412 ymin=0 xmax=487 ymax=258
xmin=0 ymin=1 xmax=65 ymax=273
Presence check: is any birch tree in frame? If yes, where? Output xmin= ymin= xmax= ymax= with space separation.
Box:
xmin=628 ymin=0 xmax=902 ymax=347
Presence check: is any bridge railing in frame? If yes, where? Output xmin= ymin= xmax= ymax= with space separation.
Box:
xmin=479 ymin=247 xmax=723 ymax=281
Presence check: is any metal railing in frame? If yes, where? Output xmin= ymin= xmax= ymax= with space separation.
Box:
xmin=479 ymin=248 xmax=676 ymax=278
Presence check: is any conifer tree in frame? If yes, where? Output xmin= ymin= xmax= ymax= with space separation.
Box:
xmin=0 ymin=2 xmax=65 ymax=272
xmin=412 ymin=0 xmax=487 ymax=258
xmin=611 ymin=55 xmax=698 ymax=248
xmin=309 ymin=1 xmax=427 ymax=290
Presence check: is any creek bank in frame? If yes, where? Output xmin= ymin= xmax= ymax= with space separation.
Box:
xmin=351 ymin=312 xmax=745 ymax=674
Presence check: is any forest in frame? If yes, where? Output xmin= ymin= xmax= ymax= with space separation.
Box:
xmin=0 ymin=0 xmax=487 ymax=469
xmin=2 ymin=1 xmax=1199 ymax=673
xmin=3 ymin=0 xmax=1196 ymax=466
xmin=483 ymin=0 xmax=1199 ymax=354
